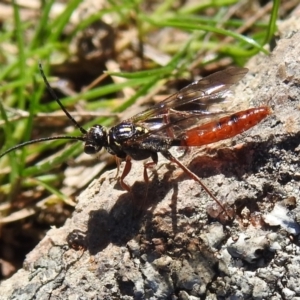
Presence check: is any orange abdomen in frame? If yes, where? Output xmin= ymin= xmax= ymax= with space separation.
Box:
xmin=182 ymin=107 xmax=271 ymax=146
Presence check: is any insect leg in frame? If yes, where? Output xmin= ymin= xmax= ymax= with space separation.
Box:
xmin=114 ymin=156 xmax=122 ymax=179
xmin=120 ymin=156 xmax=132 ymax=192
xmin=161 ymin=150 xmax=233 ymax=220
xmin=143 ymin=152 xmax=158 ymax=184
xmin=163 ymin=114 xmax=176 ymax=139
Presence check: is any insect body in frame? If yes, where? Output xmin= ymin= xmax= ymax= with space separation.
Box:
xmin=180 ymin=107 xmax=271 ymax=147
xmin=0 ymin=65 xmax=271 ymax=215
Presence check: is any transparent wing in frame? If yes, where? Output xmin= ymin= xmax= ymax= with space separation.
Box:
xmin=127 ymin=67 xmax=248 ymax=141
xmin=130 ymin=67 xmax=247 ymax=124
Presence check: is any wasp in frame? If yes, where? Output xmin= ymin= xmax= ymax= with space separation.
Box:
xmin=0 ymin=65 xmax=271 ymax=215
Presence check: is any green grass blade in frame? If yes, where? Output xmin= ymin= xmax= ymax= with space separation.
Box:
xmin=264 ymin=0 xmax=279 ymax=44
xmin=48 ymin=0 xmax=82 ymax=43
xmin=29 ymin=0 xmax=56 ymax=50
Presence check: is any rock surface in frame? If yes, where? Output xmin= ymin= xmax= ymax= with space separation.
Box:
xmin=1 ymin=11 xmax=300 ymax=300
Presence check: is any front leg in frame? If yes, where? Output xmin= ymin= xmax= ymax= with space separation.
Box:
xmin=120 ymin=155 xmax=132 ymax=192
xmin=143 ymin=152 xmax=158 ymax=184
xmin=119 ymin=152 xmax=158 ymax=190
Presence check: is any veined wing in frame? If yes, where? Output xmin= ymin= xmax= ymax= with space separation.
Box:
xmin=124 ymin=67 xmax=248 ymax=143
xmin=130 ymin=67 xmax=248 ymax=126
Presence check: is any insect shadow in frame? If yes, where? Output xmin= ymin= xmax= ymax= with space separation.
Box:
xmin=85 ymin=167 xmax=178 ymax=255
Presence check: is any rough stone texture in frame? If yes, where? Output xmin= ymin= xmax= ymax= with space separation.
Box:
xmin=1 ymin=10 xmax=300 ymax=300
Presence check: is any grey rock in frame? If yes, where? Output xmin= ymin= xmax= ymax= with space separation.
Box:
xmin=226 ymin=233 xmax=269 ymax=263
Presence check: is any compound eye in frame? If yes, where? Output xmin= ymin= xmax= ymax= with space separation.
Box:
xmin=84 ymin=125 xmax=107 ymax=155
xmin=84 ymin=144 xmax=102 ymax=154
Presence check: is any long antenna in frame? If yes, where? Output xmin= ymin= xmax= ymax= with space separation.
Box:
xmin=38 ymin=62 xmax=87 ymax=135
xmin=0 ymin=136 xmax=86 ymax=159
xmin=0 ymin=64 xmax=88 ymax=159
